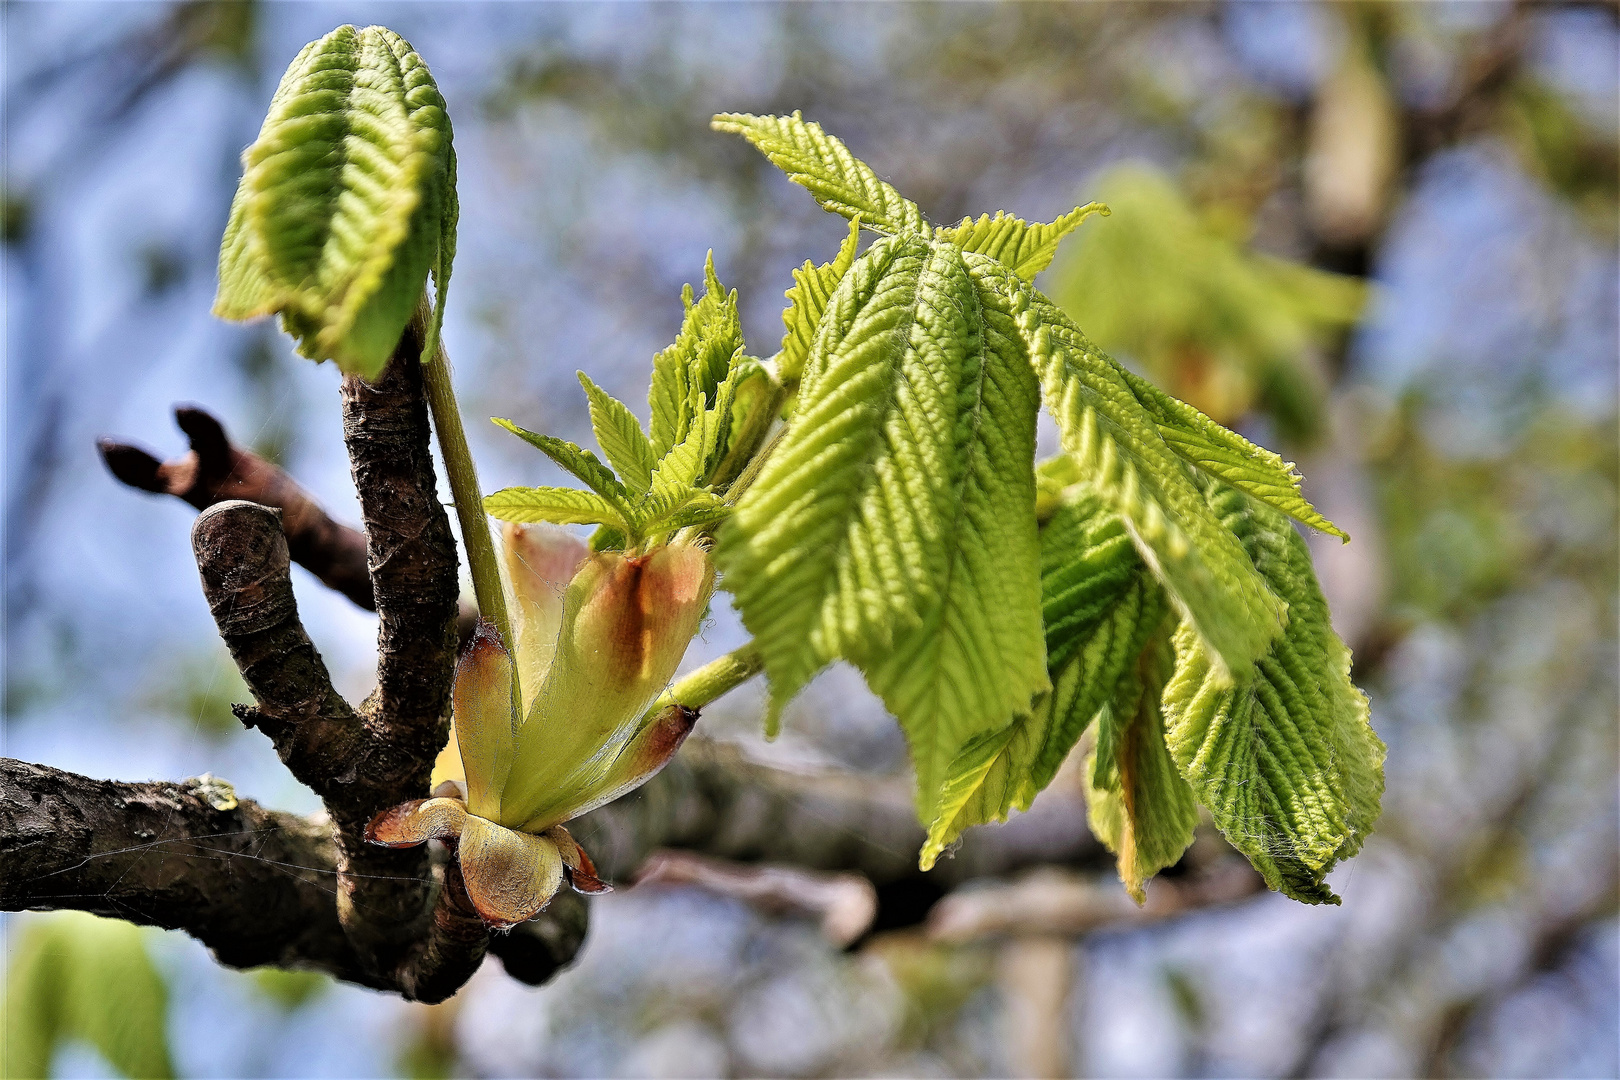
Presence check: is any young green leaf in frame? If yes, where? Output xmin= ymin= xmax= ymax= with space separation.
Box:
xmin=779 ymin=218 xmax=862 ymax=383
xmin=649 ymin=254 xmax=743 ymax=458
xmin=919 ymin=487 xmax=1170 ymax=868
xmin=720 ymin=235 xmax=1047 ymax=817
xmin=711 ymin=356 xmax=779 ymax=489
xmin=712 ymin=111 xmax=930 ymax=236
xmin=1160 ymin=479 xmax=1384 ymax=904
xmin=483 ymin=486 xmax=631 ymax=530
xmin=646 ymin=491 xmax=733 ymax=533
xmin=1118 ymin=366 xmax=1347 ymax=540
xmin=1009 ymin=279 xmax=1289 ymax=681
xmin=492 ymin=419 xmax=632 ymax=505
xmin=214 ymin=25 xmax=456 ymax=380
xmin=578 ymin=372 xmax=658 ymax=495
xmin=937 ymin=203 xmax=1109 ymax=282
xmin=1084 ymin=630 xmax=1199 ymax=903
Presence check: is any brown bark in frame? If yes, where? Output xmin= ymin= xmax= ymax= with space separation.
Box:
xmin=0 ymin=759 xmax=368 ymax=983
xmin=3 ymin=734 xmax=1118 ymax=991
xmin=100 ymin=406 xmax=375 ymax=610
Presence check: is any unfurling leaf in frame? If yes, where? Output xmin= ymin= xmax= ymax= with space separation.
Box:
xmin=649 ymin=253 xmax=743 ymax=458
xmin=579 ymin=372 xmax=658 ymax=495
xmin=779 ymin=217 xmax=862 ymax=384
xmin=937 ymin=203 xmax=1110 ymax=282
xmin=712 ymin=111 xmax=929 ymax=235
xmin=720 ymin=235 xmax=1047 ymax=818
xmin=490 ymin=420 xmax=632 ymax=506
xmin=483 ymin=486 xmax=630 ymax=530
xmin=215 ymin=25 xmax=457 ymax=380
xmin=1161 ymin=479 xmax=1384 ymax=904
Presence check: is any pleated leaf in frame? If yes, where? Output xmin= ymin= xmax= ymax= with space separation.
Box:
xmin=491 ymin=420 xmax=632 ymax=507
xmin=937 ymin=203 xmax=1109 ymax=282
xmin=1084 ymin=630 xmax=1199 ymax=902
xmin=713 ymin=111 xmax=930 ymax=236
xmin=649 ymin=253 xmax=742 ymax=458
xmin=1009 ymin=280 xmax=1289 ymax=681
xmin=214 ymin=24 xmax=456 ymax=380
xmin=1120 ymin=366 xmax=1347 ymax=540
xmin=578 ymin=372 xmax=658 ymax=495
xmin=1160 ymin=479 xmax=1385 ymax=904
xmin=720 ymin=235 xmax=1048 ymax=815
xmin=919 ymin=485 xmax=1170 ymax=868
xmin=779 ymin=218 xmax=862 ymax=383
xmin=483 ymin=486 xmax=630 ymax=529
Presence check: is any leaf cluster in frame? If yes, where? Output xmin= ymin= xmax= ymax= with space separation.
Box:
xmin=483 ymin=256 xmax=774 ymax=548
xmin=460 ymin=109 xmax=1382 ymax=904
xmin=708 ymin=113 xmax=1381 ymax=902
xmin=214 ymin=24 xmax=457 ymax=381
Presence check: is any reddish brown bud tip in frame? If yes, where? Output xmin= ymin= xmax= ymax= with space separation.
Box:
xmin=545 ymin=825 xmax=614 ymax=895
xmin=364 ymin=797 xmax=469 ymax=848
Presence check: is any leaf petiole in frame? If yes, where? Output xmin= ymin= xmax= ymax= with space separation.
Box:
xmin=416 ymin=302 xmax=514 ymax=654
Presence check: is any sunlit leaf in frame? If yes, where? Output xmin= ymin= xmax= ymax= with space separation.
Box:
xmin=721 ymin=235 xmax=1047 ymax=817
xmin=578 ymin=372 xmax=657 ymax=495
xmin=779 ymin=218 xmax=862 ymax=384
xmin=483 ymin=486 xmax=630 ymax=530
xmin=1160 ymin=479 xmax=1384 ymax=904
xmin=937 ymin=202 xmax=1109 ymax=282
xmin=713 ymin=111 xmax=929 ymax=235
xmin=214 ymin=25 xmax=456 ymax=379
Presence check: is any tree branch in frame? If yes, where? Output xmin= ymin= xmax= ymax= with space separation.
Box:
xmin=339 ymin=334 xmax=460 ymax=766
xmin=190 ymin=496 xmax=483 ymax=998
xmin=0 ymin=760 xmax=372 ymax=985
xmin=100 ymin=406 xmax=375 ymax=611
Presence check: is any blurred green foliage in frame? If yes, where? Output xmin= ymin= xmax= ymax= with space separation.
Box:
xmin=1048 ymin=167 xmax=1365 ymax=446
xmin=2 ymin=913 xmax=174 ymax=1080
xmin=249 ymin=967 xmax=330 ymax=1012
xmin=1369 ymin=398 xmax=1618 ymax=627
xmin=139 ymin=652 xmax=251 ymax=739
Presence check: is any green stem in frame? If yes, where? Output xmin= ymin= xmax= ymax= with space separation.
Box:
xmin=663 ymin=643 xmax=764 ymax=711
xmin=417 ymin=312 xmax=513 ymax=654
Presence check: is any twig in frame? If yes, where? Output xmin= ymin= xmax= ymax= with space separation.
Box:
xmin=99 ymin=406 xmax=375 ymax=610
xmin=0 ymin=760 xmax=373 ymax=984
xmin=634 ymin=849 xmax=878 ymax=946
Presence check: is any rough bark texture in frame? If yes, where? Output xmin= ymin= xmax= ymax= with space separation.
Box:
xmin=3 ymin=734 xmax=1114 ymax=988
xmin=0 ymin=760 xmax=364 ymax=982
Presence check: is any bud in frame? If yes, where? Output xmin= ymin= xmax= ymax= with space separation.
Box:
xmin=372 ymin=539 xmax=713 ymax=927
xmin=499 ymin=543 xmax=714 ymax=831
xmin=432 ymin=523 xmax=586 ymax=794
